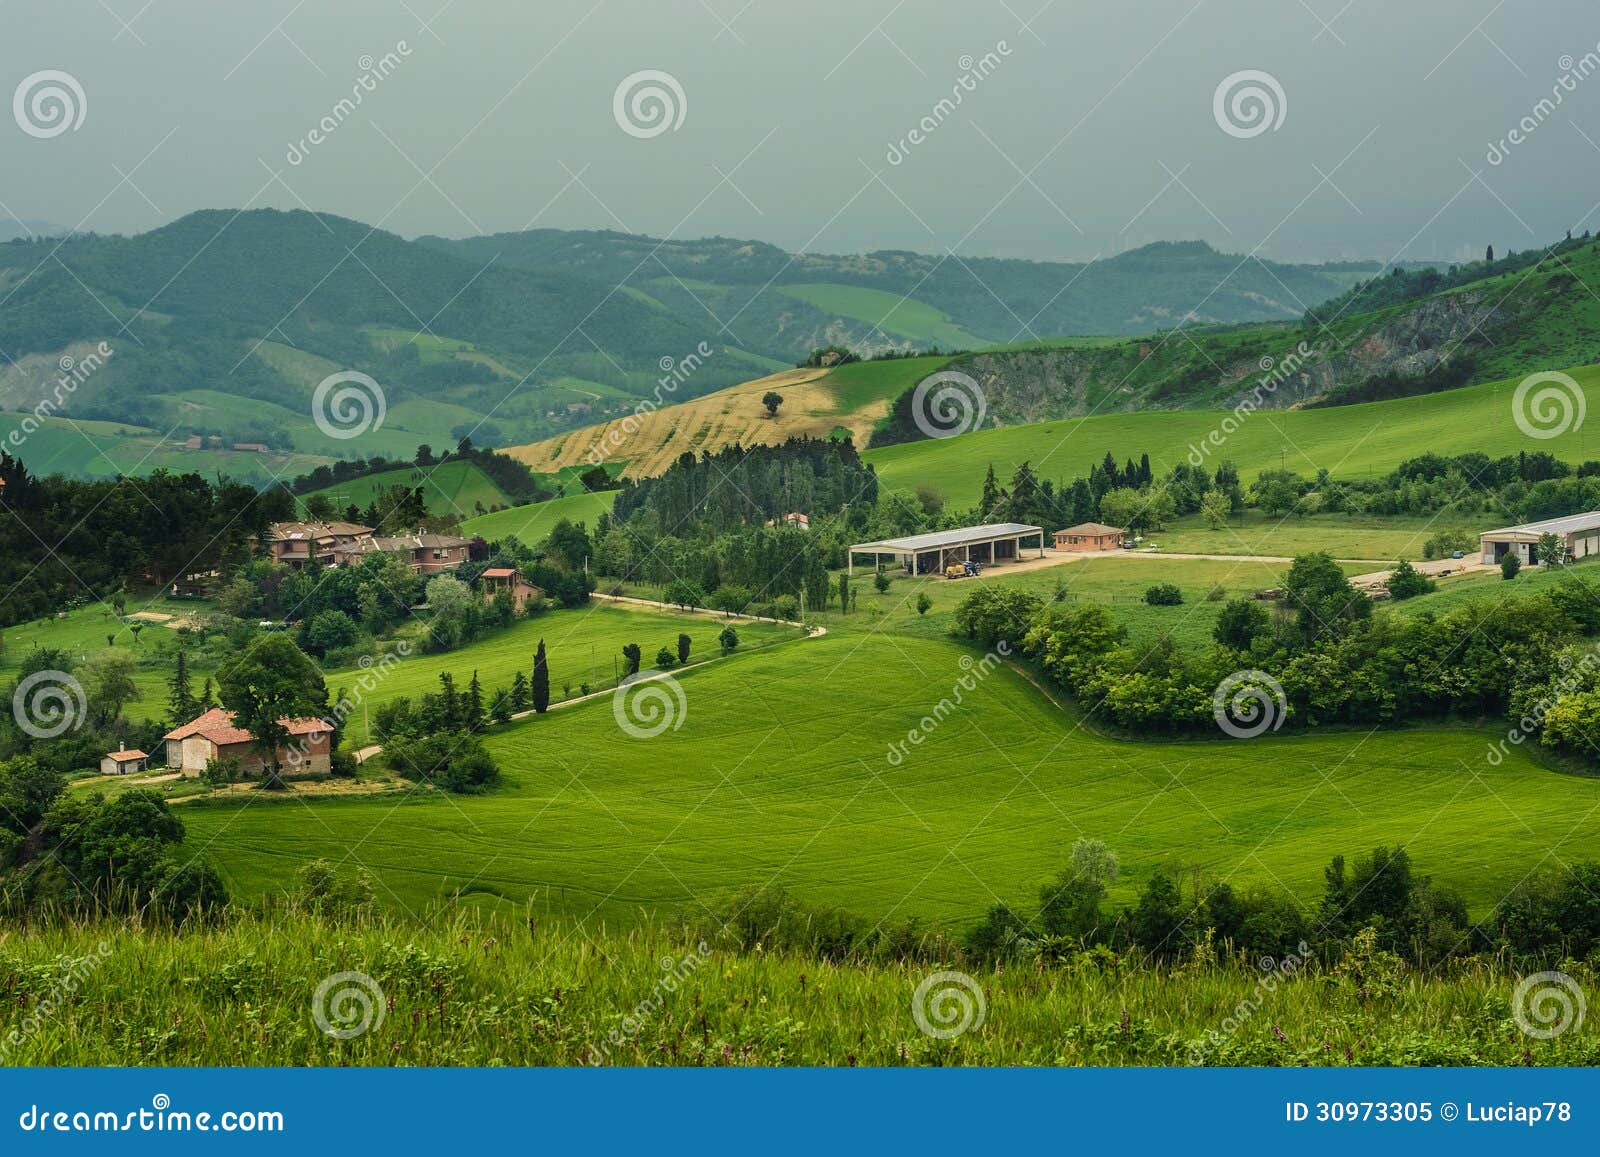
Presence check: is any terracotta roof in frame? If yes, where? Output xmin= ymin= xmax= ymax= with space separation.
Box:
xmin=106 ymin=749 xmax=148 ymax=761
xmin=1057 ymin=522 xmax=1125 ymax=536
xmin=163 ymin=707 xmax=328 ymax=745
xmin=481 ymin=567 xmax=516 ymax=578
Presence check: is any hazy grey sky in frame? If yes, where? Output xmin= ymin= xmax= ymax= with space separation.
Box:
xmin=3 ymin=0 xmax=1598 ymax=262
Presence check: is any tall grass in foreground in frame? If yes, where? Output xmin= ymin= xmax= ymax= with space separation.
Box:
xmin=1 ymin=908 xmax=1595 ymax=1066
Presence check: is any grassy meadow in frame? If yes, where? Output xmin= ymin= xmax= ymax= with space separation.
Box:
xmin=181 ymin=633 xmax=1600 ymax=927
xmin=1 ymin=911 xmax=1594 ymax=1066
xmin=326 ymin=601 xmax=803 ymax=746
xmin=864 ymin=362 xmax=1600 ymax=507
xmin=460 ymin=489 xmax=617 ymax=542
xmin=300 ymin=459 xmax=513 ymax=520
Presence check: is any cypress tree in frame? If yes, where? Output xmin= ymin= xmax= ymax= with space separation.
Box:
xmin=168 ymin=647 xmax=195 ymax=724
xmin=532 ymin=639 xmax=550 ymax=714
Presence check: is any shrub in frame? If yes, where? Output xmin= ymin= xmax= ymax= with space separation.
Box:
xmin=915 ymin=592 xmax=933 ymax=616
xmin=656 ymin=646 xmax=677 ymax=669
xmin=1386 ymin=559 xmax=1435 ymax=600
xmin=1144 ymin=583 xmax=1183 ymax=606
xmin=1500 ymin=552 xmax=1521 ymax=580
xmin=719 ymin=625 xmax=739 ymax=654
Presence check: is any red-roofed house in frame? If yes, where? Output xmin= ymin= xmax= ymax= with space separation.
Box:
xmin=162 ymin=707 xmax=332 ymax=777
xmin=480 ymin=567 xmax=543 ymax=612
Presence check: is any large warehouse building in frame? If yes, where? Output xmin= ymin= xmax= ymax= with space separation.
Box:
xmin=1479 ymin=512 xmax=1600 ymax=566
xmin=849 ymin=523 xmax=1045 ymax=575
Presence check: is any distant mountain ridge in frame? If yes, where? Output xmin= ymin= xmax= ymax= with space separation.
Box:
xmin=0 ymin=207 xmax=1437 ymax=481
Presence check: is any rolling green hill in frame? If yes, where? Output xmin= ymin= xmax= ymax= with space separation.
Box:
xmin=459 ymin=489 xmax=618 ymax=542
xmin=183 ymin=633 xmax=1600 ymax=924
xmin=300 ymin=459 xmax=514 ymax=521
xmin=864 ymin=361 xmax=1600 ymax=507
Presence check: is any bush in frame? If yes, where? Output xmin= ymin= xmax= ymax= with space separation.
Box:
xmin=719 ymin=625 xmax=739 ymax=654
xmin=1205 ymin=583 xmax=1226 ymax=602
xmin=1386 ymin=559 xmax=1435 ymax=600
xmin=1501 ymin=552 xmax=1521 ymax=580
xmin=385 ymin=732 xmax=501 ymax=794
xmin=655 ymin=646 xmax=677 ymax=669
xmin=1144 ymin=583 xmax=1183 ymax=606
xmin=873 ymin=571 xmax=891 ymax=594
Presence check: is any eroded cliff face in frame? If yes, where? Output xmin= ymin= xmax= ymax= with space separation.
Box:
xmin=946 ymin=289 xmax=1518 ymax=426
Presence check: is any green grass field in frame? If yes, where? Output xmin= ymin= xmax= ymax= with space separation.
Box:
xmin=1145 ymin=512 xmax=1477 ymax=560
xmin=4 ymin=911 xmax=1592 ymax=1066
xmin=0 ymin=596 xmax=217 ymax=721
xmin=864 ymin=362 xmax=1600 ymax=507
xmin=184 ymin=633 xmax=1600 ymax=927
xmin=300 ymin=459 xmax=513 ymax=520
xmin=777 ymin=284 xmax=989 ymax=349
xmin=460 ymin=489 xmax=618 ymax=542
xmin=325 ymin=601 xmax=802 ymax=745
xmin=841 ymin=554 xmax=1359 ymax=650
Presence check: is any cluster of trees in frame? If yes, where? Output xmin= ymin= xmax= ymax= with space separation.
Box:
xmin=610 ymin=438 xmax=878 ymax=535
xmin=968 ymin=839 xmax=1473 ymax=969
xmin=1302 ymin=233 xmax=1594 ymax=326
xmin=971 ymin=837 xmax=1600 ymax=970
xmin=958 ymin=552 xmax=1600 ymax=766
xmin=0 ymin=453 xmax=289 ymax=627
xmin=0 ymin=757 xmax=225 ymax=916
xmin=290 ymin=437 xmax=558 ymax=508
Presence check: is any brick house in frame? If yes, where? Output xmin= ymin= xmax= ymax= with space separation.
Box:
xmin=162 ymin=707 xmax=332 ymax=777
xmin=480 ymin=567 xmax=544 ymax=611
xmin=332 ymin=531 xmax=474 ymax=575
xmin=267 ymin=521 xmax=374 ymax=569
xmin=1053 ymin=522 xmax=1125 ymax=552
